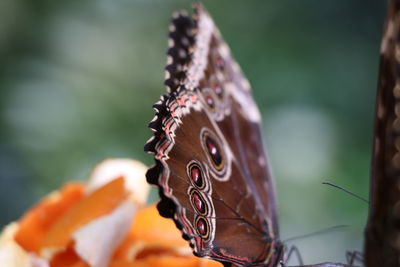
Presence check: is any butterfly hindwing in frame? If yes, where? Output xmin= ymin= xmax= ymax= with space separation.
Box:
xmin=145 ymin=4 xmax=282 ymax=266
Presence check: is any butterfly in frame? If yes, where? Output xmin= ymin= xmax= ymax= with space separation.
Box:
xmin=145 ymin=3 xmax=347 ymax=267
xmin=364 ymin=0 xmax=400 ymax=266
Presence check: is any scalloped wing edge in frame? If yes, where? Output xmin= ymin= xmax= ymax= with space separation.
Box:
xmin=145 ymin=91 xmax=205 ymax=259
xmin=144 ymin=4 xmax=203 ymax=244
xmin=164 ymin=10 xmax=195 ymax=93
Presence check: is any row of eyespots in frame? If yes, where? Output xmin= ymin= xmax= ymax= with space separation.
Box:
xmin=186 ymin=45 xmax=227 ymax=239
xmin=187 ymin=161 xmax=210 ymax=239
xmin=211 ymin=54 xmax=225 ymax=99
xmin=200 ymin=51 xmax=227 ymax=119
xmin=208 ymin=54 xmax=226 ymax=103
xmin=187 ymin=129 xmax=226 ymax=240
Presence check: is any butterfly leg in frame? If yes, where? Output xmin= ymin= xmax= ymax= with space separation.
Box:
xmin=345 ymin=250 xmax=363 ymax=266
xmin=283 ymin=245 xmax=304 ymax=266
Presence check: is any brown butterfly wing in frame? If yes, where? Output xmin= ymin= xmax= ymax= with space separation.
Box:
xmin=365 ymin=0 xmax=400 ymax=266
xmin=145 ymin=4 xmax=282 ymax=266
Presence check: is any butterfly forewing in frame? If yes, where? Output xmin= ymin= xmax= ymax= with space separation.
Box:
xmin=365 ymin=0 xmax=400 ymax=266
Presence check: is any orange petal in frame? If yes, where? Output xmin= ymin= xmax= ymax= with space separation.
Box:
xmin=49 ymin=243 xmax=89 ymax=267
xmin=114 ymin=204 xmax=187 ymax=260
xmin=14 ymin=183 xmax=84 ymax=252
xmin=128 ymin=204 xmax=187 ymax=246
xmin=41 ymin=177 xmax=126 ymax=250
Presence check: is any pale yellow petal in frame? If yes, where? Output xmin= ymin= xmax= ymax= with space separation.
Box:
xmin=86 ymin=159 xmax=149 ymax=205
xmin=72 ymin=200 xmax=137 ymax=267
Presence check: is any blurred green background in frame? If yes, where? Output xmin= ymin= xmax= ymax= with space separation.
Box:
xmin=0 ymin=0 xmax=385 ymax=265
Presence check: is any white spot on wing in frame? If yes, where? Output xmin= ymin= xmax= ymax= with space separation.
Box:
xmin=167 ymin=55 xmax=173 ymax=64
xmin=168 ymin=38 xmax=174 ymax=48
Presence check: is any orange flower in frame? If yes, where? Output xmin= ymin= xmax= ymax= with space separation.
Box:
xmin=0 ymin=159 xmax=222 ymax=267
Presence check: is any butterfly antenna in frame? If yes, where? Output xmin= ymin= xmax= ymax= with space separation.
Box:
xmin=283 ymin=225 xmax=348 ymax=243
xmin=322 ymin=181 xmax=369 ymax=204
